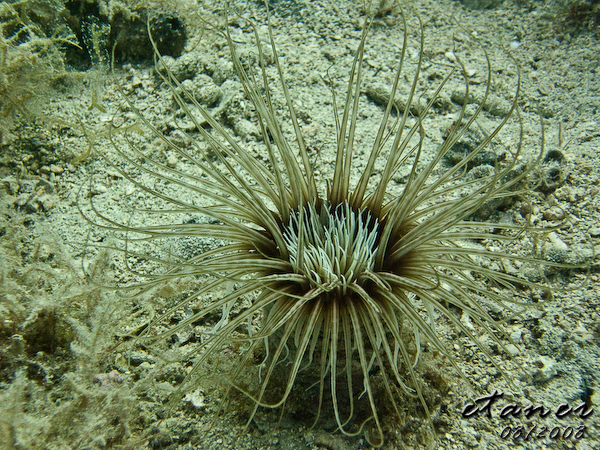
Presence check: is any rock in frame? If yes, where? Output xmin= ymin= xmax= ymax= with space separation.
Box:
xmin=533 ymin=355 xmax=558 ymax=383
xmin=543 ymin=206 xmax=566 ymax=221
xmin=589 ymin=227 xmax=600 ymax=238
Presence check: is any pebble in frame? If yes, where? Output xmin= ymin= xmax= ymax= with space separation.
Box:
xmin=92 ymin=184 xmax=108 ymax=195
xmin=184 ymin=389 xmax=206 ymax=408
xmin=547 ymin=232 xmax=569 ymax=251
xmin=543 ymin=206 xmax=565 ymax=221
xmin=533 ymin=355 xmax=558 ymax=383
xmin=166 ymin=155 xmax=179 ymax=168
xmin=50 ymin=164 xmax=64 ymax=174
xmin=589 ymin=227 xmax=600 ymax=238
xmin=505 ymin=344 xmax=520 ymax=356
xmin=509 ymin=330 xmax=522 ymax=343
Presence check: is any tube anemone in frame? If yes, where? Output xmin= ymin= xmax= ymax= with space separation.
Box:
xmin=78 ymin=1 xmax=584 ymax=447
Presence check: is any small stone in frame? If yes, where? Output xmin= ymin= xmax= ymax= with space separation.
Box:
xmin=519 ymin=203 xmax=532 ymax=217
xmin=170 ymin=129 xmax=190 ymax=147
xmin=589 ymin=227 xmax=600 ymax=238
xmin=533 ymin=355 xmax=557 ymax=383
xmin=184 ymin=389 xmax=206 ymax=408
xmin=50 ymin=164 xmax=64 ymax=174
xmin=510 ymin=330 xmax=522 ymax=343
xmin=543 ymin=206 xmax=565 ymax=221
xmin=445 ymin=51 xmax=457 ymax=62
xmin=543 ymin=232 xmax=571 ymax=264
xmin=547 ymin=232 xmax=569 ymax=251
xmin=166 ymin=154 xmax=178 ymax=168
xmin=234 ymin=118 xmax=259 ymax=142
xmin=38 ymin=194 xmax=56 ymax=211
xmin=91 ymin=185 xmax=107 ymax=195
xmin=505 ymin=344 xmax=520 ymax=356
